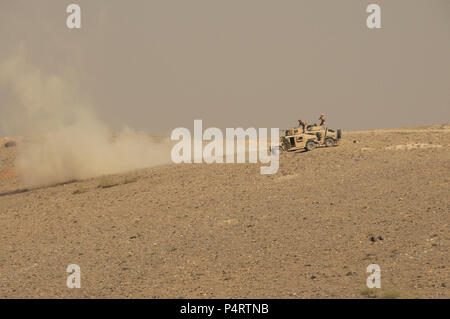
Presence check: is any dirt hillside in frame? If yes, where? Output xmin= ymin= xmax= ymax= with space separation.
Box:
xmin=0 ymin=125 xmax=449 ymax=298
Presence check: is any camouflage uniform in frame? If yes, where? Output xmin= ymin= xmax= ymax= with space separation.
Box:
xmin=298 ymin=120 xmax=307 ymax=133
xmin=319 ymin=114 xmax=326 ymax=127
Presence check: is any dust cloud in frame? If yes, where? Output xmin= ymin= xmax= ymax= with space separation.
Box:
xmin=0 ymin=54 xmax=172 ymax=188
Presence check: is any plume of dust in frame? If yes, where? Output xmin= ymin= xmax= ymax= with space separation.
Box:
xmin=0 ymin=55 xmax=172 ymax=188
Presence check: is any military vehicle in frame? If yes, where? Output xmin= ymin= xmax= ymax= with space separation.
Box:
xmin=306 ymin=124 xmax=342 ymax=147
xmin=272 ymin=127 xmax=320 ymax=153
xmin=272 ymin=122 xmax=342 ymax=154
xmin=4 ymin=140 xmax=16 ymax=148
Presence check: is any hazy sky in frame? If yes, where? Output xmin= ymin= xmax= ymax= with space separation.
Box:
xmin=0 ymin=0 xmax=449 ymax=135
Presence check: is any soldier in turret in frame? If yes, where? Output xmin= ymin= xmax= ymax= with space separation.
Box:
xmin=298 ymin=119 xmax=307 ymax=133
xmin=319 ymin=114 xmax=326 ymax=128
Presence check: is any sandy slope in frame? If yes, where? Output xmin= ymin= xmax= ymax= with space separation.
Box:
xmin=0 ymin=125 xmax=449 ymax=298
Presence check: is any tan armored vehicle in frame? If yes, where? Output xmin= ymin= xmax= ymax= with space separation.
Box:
xmin=306 ymin=124 xmax=342 ymax=147
xmin=272 ymin=122 xmax=342 ymax=154
xmin=273 ymin=127 xmax=320 ymax=153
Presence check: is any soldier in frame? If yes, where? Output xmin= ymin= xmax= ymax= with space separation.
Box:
xmin=319 ymin=114 xmax=326 ymax=128
xmin=298 ymin=119 xmax=307 ymax=133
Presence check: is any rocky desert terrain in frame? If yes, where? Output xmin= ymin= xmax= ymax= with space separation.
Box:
xmin=0 ymin=125 xmax=449 ymax=298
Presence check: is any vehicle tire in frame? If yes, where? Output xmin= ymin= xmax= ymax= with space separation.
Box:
xmin=305 ymin=141 xmax=316 ymax=151
xmin=337 ymin=129 xmax=342 ymax=139
xmin=325 ymin=138 xmax=335 ymax=147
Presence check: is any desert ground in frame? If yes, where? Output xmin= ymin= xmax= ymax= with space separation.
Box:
xmin=0 ymin=125 xmax=449 ymax=298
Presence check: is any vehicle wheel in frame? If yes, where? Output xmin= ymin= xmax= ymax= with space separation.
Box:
xmin=325 ymin=138 xmax=335 ymax=147
xmin=305 ymin=141 xmax=316 ymax=151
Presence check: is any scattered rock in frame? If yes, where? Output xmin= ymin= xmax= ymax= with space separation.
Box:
xmin=370 ymin=235 xmax=383 ymax=242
